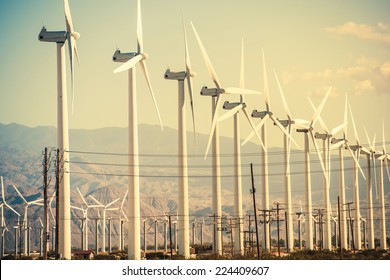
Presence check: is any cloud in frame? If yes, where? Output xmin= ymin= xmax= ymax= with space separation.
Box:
xmin=325 ymin=21 xmax=390 ymax=46
xmin=299 ymin=59 xmax=390 ymax=95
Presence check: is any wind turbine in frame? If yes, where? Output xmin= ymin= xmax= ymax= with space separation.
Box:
xmin=242 ymin=53 xmax=299 ymax=252
xmin=89 ymin=195 xmax=119 ymax=253
xmin=164 ymin=18 xmax=196 ymax=259
xmin=38 ymin=0 xmax=80 ymax=259
xmin=191 ymin=22 xmax=261 ymax=255
xmin=293 ymin=88 xmax=331 ymax=250
xmin=11 ymin=184 xmax=43 ymax=255
xmin=309 ymin=98 xmax=347 ymax=251
xmin=377 ymin=119 xmax=389 ymax=250
xmin=347 ymin=105 xmax=372 ymax=250
xmin=118 ymin=190 xmax=128 ymax=252
xmin=112 ymin=0 xmax=163 ymax=260
xmin=0 ymin=203 xmax=10 ymax=259
xmin=330 ymin=94 xmax=365 ymax=250
xmin=215 ymin=39 xmax=265 ymax=255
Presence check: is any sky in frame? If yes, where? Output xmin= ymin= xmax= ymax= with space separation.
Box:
xmin=1 ymin=0 xmax=390 ymax=150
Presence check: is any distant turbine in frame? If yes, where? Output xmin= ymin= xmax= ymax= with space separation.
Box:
xmin=330 ymin=93 xmax=365 ymax=250
xmin=112 ymin=0 xmax=163 ymax=260
xmin=11 ymin=184 xmax=43 ymax=255
xmin=217 ymin=39 xmax=264 ymax=255
xmin=38 ymin=0 xmax=80 ymax=259
xmin=242 ymin=52 xmax=299 ymax=252
xmin=348 ymin=105 xmax=371 ymax=250
xmin=377 ymin=119 xmax=389 ymax=250
xmin=294 ymin=88 xmax=331 ymax=250
xmin=309 ymin=97 xmax=347 ymax=251
xmin=164 ymin=17 xmax=196 ymax=258
xmin=89 ymin=195 xmax=120 ymax=253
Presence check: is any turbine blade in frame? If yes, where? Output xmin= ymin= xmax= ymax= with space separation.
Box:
xmin=224 ymin=87 xmax=261 ymax=95
xmin=113 ymin=54 xmax=143 ymax=73
xmin=343 ymin=93 xmax=348 ymax=138
xmin=308 ymin=97 xmax=328 ymax=133
xmin=77 ymin=187 xmax=88 ymax=206
xmin=190 ymin=21 xmax=221 ymax=89
xmin=241 ymin=113 xmax=268 ymax=147
xmin=311 ymin=86 xmax=331 ymax=127
xmin=240 ymin=38 xmax=244 ymax=89
xmin=121 ymin=189 xmax=128 ymax=209
xmin=242 ymin=108 xmax=266 ymax=151
xmin=330 ymin=140 xmax=345 ymax=150
xmin=309 ymin=130 xmax=328 ymax=181
xmin=274 ymin=69 xmax=291 ymax=118
xmin=88 ymin=195 xmax=103 ymax=206
xmin=5 ymin=203 xmax=20 ymax=217
xmin=136 ymin=0 xmax=143 ymax=53
xmin=204 ymin=95 xmax=223 ymax=159
xmin=183 ymin=17 xmax=196 ymax=144
xmin=11 ymin=185 xmax=27 ymax=204
xmin=270 ymin=115 xmax=300 ymax=149
xmin=139 ymin=60 xmax=164 ymax=131
xmin=345 ymin=143 xmax=366 ymax=180
xmin=218 ymin=104 xmax=242 ymax=123
xmin=349 ymin=103 xmax=360 ymax=144
xmin=262 ymin=49 xmax=270 ymax=110
xmin=363 ymin=127 xmax=372 ymax=150
xmin=330 ymin=122 xmax=347 ymax=137
xmin=0 ymin=176 xmax=4 ymax=201
xmin=293 ymin=119 xmax=311 ymax=130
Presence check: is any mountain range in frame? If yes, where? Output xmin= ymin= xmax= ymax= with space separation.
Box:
xmin=0 ymin=122 xmax=388 ymax=252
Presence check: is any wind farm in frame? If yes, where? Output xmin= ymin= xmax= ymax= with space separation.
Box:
xmin=0 ymin=0 xmax=390 ymax=262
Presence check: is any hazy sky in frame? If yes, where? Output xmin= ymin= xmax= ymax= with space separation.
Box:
xmin=1 ymin=0 xmax=390 ymax=149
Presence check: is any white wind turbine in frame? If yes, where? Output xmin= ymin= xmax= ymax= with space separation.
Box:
xmin=330 ymin=94 xmax=366 ymax=250
xmin=309 ymin=98 xmax=347 ymax=251
xmin=164 ymin=18 xmax=196 ymax=259
xmin=112 ymin=0 xmax=163 ymax=260
xmin=348 ymin=105 xmax=371 ymax=250
xmin=11 ymin=184 xmax=43 ymax=255
xmin=118 ymin=190 xmax=128 ymax=252
xmin=215 ymin=39 xmax=265 ymax=256
xmin=293 ymin=88 xmax=331 ymax=250
xmin=242 ymin=53 xmax=299 ymax=252
xmin=191 ymin=22 xmax=261 ymax=254
xmin=38 ymin=0 xmax=80 ymax=259
xmin=376 ymin=119 xmax=389 ymax=250
xmin=89 ymin=195 xmax=120 ymax=253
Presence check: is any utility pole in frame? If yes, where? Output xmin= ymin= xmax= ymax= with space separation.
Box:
xmin=345 ymin=202 xmax=355 ymax=254
xmin=250 ymin=164 xmax=260 ymax=259
xmin=259 ymin=209 xmax=273 ymax=252
xmin=55 ymin=148 xmax=60 ymax=259
xmin=295 ymin=211 xmax=303 ymax=250
xmin=43 ymin=147 xmax=49 ymax=260
xmin=273 ymin=202 xmax=285 ymax=257
xmin=338 ymin=196 xmax=342 ymax=259
xmin=168 ymin=214 xmax=173 ymax=259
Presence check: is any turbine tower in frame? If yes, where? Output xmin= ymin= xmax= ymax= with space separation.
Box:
xmin=377 ymin=119 xmax=389 ymax=250
xmin=112 ymin=0 xmax=163 ymax=260
xmin=330 ymin=94 xmax=366 ymax=250
xmin=309 ymin=98 xmax=347 ymax=251
xmin=164 ymin=18 xmax=196 ymax=258
xmin=348 ymin=105 xmax=370 ymax=250
xmin=294 ymin=88 xmax=331 ymax=250
xmin=38 ymin=0 xmax=80 ymax=259
xmin=242 ymin=53 xmax=299 ymax=252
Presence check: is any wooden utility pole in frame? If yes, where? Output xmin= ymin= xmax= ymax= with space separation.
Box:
xmin=345 ymin=202 xmax=355 ymax=254
xmin=250 ymin=164 xmax=260 ymax=259
xmin=338 ymin=196 xmax=342 ymax=259
xmin=43 ymin=147 xmax=49 ymax=260
xmin=55 ymin=148 xmax=60 ymax=259
xmin=273 ymin=202 xmax=285 ymax=257
xmin=168 ymin=214 xmax=173 ymax=259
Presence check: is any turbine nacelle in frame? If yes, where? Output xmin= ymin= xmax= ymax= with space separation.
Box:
xmin=276 ymin=119 xmax=294 ymax=128
xmin=223 ymin=101 xmax=245 ymax=110
xmin=38 ymin=27 xmax=67 ymax=43
xmin=315 ymin=132 xmax=332 ymax=140
xmin=251 ymin=109 xmax=271 ymax=119
xmin=112 ymin=49 xmax=139 ymax=63
xmin=200 ymin=86 xmax=222 ymax=97
xmin=164 ymin=69 xmax=186 ymax=80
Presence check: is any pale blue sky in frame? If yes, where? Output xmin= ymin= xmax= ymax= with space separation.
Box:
xmin=1 ymin=0 xmax=390 ymax=148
